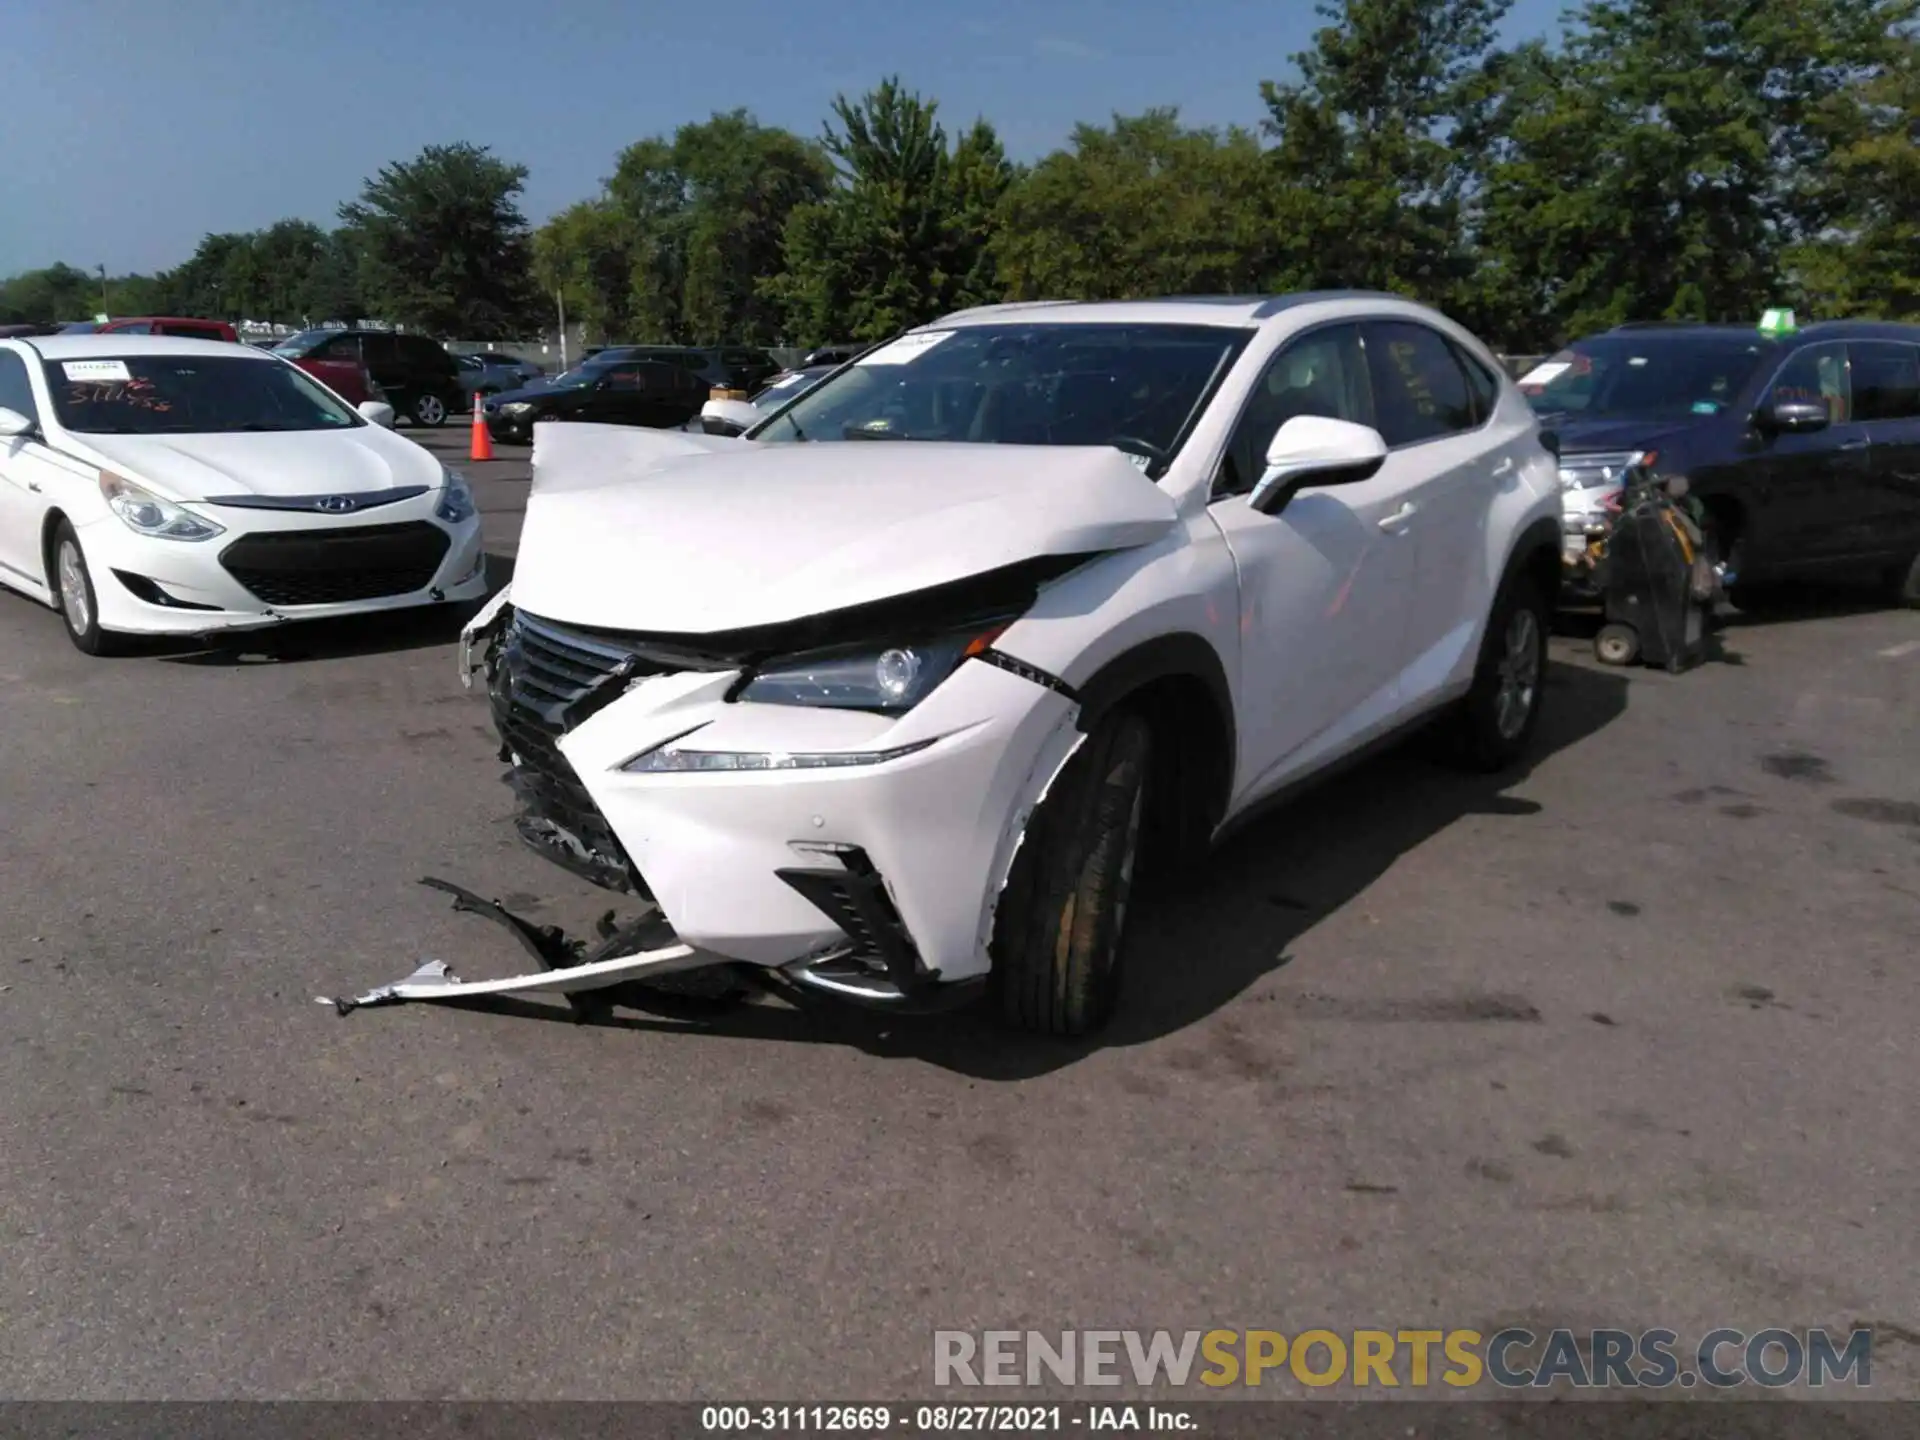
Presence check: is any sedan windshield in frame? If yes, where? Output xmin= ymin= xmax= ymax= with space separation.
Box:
xmin=1523 ymin=335 xmax=1773 ymax=420
xmin=45 ymin=354 xmax=363 ymax=434
xmin=750 ymin=323 xmax=1252 ymax=470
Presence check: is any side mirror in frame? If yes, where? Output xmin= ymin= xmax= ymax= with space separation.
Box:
xmin=1763 ymin=399 xmax=1831 ymax=433
xmin=699 ymin=397 xmax=761 ymax=437
xmin=1250 ymin=415 xmax=1389 ymax=515
xmin=0 ymin=406 xmax=36 ymax=439
xmin=357 ymin=400 xmax=396 ymax=428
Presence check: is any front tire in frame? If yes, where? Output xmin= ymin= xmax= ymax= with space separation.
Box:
xmin=1450 ymin=572 xmax=1550 ymax=772
xmin=991 ymin=709 xmax=1152 ymax=1037
xmin=51 ymin=521 xmax=124 ymax=656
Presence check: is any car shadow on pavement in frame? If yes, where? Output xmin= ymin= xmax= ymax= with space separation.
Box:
xmin=429 ymin=657 xmax=1631 ymax=1081
xmin=150 ymin=555 xmax=513 ymax=667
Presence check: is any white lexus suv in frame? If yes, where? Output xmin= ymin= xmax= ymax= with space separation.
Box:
xmin=463 ymin=293 xmax=1564 ymax=1035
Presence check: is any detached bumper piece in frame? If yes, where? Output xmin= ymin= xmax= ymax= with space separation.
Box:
xmin=776 ymin=847 xmax=981 ymax=1012
xmin=316 ymin=877 xmax=718 ymax=1020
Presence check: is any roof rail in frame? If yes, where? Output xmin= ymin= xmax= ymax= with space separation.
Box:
xmin=936 ymin=299 xmax=1080 ymax=324
xmin=1252 ymin=289 xmax=1410 ymax=318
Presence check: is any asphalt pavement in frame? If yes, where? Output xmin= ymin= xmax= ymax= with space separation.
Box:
xmin=1 ymin=423 xmax=1916 ymax=1400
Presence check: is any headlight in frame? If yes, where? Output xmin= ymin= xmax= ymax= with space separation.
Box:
xmin=98 ymin=470 xmax=225 ymax=541
xmin=436 ymin=469 xmax=476 ymax=524
xmin=735 ymin=622 xmax=1010 ymax=714
xmin=1558 ymin=450 xmax=1656 ymax=491
xmin=500 ymin=402 xmax=535 ymax=416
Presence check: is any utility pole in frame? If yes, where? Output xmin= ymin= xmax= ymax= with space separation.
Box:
xmin=97 ymin=264 xmax=109 ymax=318
xmin=556 ymin=288 xmax=568 ymax=370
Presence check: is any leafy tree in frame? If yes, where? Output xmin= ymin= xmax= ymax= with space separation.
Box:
xmin=1474 ymin=0 xmax=1918 ymax=343
xmin=601 ymin=112 xmax=831 ymax=344
xmin=533 ymin=200 xmax=637 ymax=343
xmin=767 ymin=78 xmax=1012 ymax=343
xmin=0 ymin=263 xmax=100 ymax=323
xmin=994 ymin=109 xmax=1276 ymax=300
xmin=1261 ymin=0 xmax=1512 ymax=312
xmin=339 ymin=142 xmax=541 ymax=336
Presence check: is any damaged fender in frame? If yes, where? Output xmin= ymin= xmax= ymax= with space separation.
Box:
xmin=975 ymin=711 xmax=1088 ymax=957
xmin=459 ymin=584 xmax=514 ymax=688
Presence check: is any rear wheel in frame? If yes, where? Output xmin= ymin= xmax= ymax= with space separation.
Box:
xmin=991 ymin=709 xmax=1152 ymax=1036
xmin=412 ymin=391 xmax=449 ymax=427
xmin=1891 ymin=552 xmax=1920 ymax=609
xmin=1448 ymin=572 xmax=1550 ymax=772
xmin=51 ymin=520 xmax=124 ymax=657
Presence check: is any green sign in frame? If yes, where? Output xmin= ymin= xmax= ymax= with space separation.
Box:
xmin=1758 ymin=308 xmax=1797 ymax=337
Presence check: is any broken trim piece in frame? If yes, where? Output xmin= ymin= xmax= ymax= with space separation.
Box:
xmin=317 ymin=943 xmax=706 ymax=1015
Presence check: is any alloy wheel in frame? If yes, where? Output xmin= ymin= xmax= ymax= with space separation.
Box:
xmin=1494 ymin=607 xmax=1541 ymax=741
xmin=57 ymin=539 xmax=91 ymax=636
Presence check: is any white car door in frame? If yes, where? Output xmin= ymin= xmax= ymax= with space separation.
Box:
xmin=0 ymin=348 xmax=58 ymax=595
xmin=1360 ymin=320 xmax=1521 ymax=697
xmin=1206 ymin=321 xmax=1423 ymax=808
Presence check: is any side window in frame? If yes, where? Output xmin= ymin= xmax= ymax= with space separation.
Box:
xmin=1849 ymin=343 xmax=1920 ymax=423
xmin=0 ymin=350 xmax=39 ymax=421
xmin=1364 ymin=322 xmax=1477 ymax=446
xmin=1452 ymin=342 xmax=1503 ymax=424
xmin=1768 ymin=343 xmax=1851 ymax=424
xmin=601 ymin=367 xmax=643 ymax=392
xmin=360 ymin=333 xmax=400 ymax=368
xmin=116 ymin=321 xmax=152 ymax=335
xmin=1216 ymin=323 xmax=1372 ymax=498
xmin=315 ymin=334 xmax=360 ymax=361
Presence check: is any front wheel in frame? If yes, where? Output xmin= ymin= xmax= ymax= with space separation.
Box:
xmin=990 ymin=709 xmax=1152 ymax=1036
xmin=52 ymin=520 xmax=125 ymax=657
xmin=1449 ymin=572 xmax=1550 ymax=772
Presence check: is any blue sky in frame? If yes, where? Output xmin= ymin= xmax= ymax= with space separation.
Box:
xmin=0 ymin=0 xmax=1567 ymax=276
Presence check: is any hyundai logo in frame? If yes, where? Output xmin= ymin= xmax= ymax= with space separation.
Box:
xmin=314 ymin=496 xmax=356 ymax=513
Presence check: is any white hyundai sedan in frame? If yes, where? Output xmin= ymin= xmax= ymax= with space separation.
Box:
xmin=0 ymin=335 xmax=487 ymax=654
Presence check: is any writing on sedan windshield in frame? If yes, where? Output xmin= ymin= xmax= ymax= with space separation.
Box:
xmin=44 ymin=355 xmax=362 ymax=435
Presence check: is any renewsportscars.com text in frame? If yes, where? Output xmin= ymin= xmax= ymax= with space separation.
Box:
xmin=933 ymin=1327 xmax=1875 ymax=1389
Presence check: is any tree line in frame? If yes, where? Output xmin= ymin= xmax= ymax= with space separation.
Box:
xmin=4 ymin=0 xmax=1914 ymax=352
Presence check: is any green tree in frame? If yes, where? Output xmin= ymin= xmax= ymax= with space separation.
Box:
xmin=0 ymin=263 xmax=99 ymax=323
xmin=603 ymin=112 xmax=832 ymax=344
xmin=1261 ymin=0 xmax=1512 ymax=312
xmin=1787 ymin=22 xmax=1920 ymax=316
xmin=1474 ymin=0 xmax=1918 ymax=343
xmin=767 ymin=78 xmax=1013 ymax=343
xmin=339 ymin=142 xmax=540 ymax=336
xmin=994 ymin=109 xmax=1276 ymax=300
xmin=533 ymin=200 xmax=636 ymax=343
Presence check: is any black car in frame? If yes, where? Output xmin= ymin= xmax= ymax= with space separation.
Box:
xmin=271 ymin=328 xmax=463 ymax=427
xmin=1527 ymin=319 xmax=1920 ymax=605
xmin=484 ymin=355 xmax=711 ymax=442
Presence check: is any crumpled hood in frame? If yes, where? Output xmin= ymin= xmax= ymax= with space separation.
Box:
xmin=70 ymin=425 xmax=442 ymax=502
xmin=511 ymin=423 xmax=1180 ymax=633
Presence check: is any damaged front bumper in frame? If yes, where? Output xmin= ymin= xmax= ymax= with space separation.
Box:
xmin=454 ymin=596 xmax=1085 ymax=1009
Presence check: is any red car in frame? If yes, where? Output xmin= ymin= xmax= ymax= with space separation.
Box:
xmin=70 ymin=316 xmax=383 ymax=405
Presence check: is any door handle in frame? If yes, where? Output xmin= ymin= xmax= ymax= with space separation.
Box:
xmin=1839 ymin=438 xmax=1869 ymax=451
xmin=1377 ymin=502 xmax=1418 ymax=532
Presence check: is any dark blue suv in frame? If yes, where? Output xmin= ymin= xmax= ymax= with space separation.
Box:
xmin=1524 ymin=319 xmax=1920 ymax=606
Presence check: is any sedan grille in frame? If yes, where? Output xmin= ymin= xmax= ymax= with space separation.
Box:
xmin=219 ymin=521 xmax=449 ymax=606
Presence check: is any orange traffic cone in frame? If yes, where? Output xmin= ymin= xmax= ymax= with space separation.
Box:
xmin=469 ymin=392 xmax=495 ymax=462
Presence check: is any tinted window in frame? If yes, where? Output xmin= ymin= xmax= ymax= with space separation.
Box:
xmin=1850 ymin=342 xmax=1920 ymax=423
xmin=114 ymin=321 xmax=153 ymax=335
xmin=43 ymin=354 xmax=362 ymax=434
xmin=1365 ymin=322 xmax=1476 ymax=446
xmin=1218 ymin=324 xmax=1372 ymax=497
xmin=157 ymin=322 xmax=224 ymax=340
xmin=401 ymin=336 xmax=450 ymax=368
xmin=0 ymin=350 xmax=38 ymax=421
xmin=600 ymin=367 xmax=644 ymax=392
xmin=1769 ymin=343 xmax=1851 ymax=424
xmin=1454 ymin=342 xmax=1502 ymax=423
xmin=755 ymin=322 xmax=1251 ymax=474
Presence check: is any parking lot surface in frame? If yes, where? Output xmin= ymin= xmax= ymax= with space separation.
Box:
xmin=1 ymin=426 xmax=1915 ymax=1398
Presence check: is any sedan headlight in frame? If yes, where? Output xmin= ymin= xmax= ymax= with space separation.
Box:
xmin=500 ymin=401 xmax=536 ymax=416
xmin=735 ymin=622 xmax=1010 ymax=714
xmin=98 ymin=470 xmax=225 ymax=541
xmin=436 ymin=469 xmax=476 ymax=524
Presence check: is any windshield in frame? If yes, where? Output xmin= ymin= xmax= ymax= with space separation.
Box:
xmin=751 ymin=368 xmax=831 ymax=406
xmin=750 ymin=323 xmax=1252 ymax=469
xmin=1523 ymin=335 xmax=1773 ymax=420
xmin=45 ymin=354 xmax=364 ymax=434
